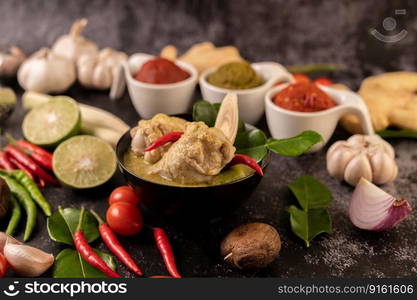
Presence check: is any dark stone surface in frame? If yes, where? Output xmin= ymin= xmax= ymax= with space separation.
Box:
xmin=1 ymin=0 xmax=417 ymax=278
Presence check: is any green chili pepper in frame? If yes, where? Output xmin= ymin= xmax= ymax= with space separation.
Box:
xmin=6 ymin=195 xmax=22 ymax=236
xmin=286 ymin=64 xmax=341 ymax=74
xmin=10 ymin=170 xmax=51 ymax=216
xmin=0 ymin=174 xmax=37 ymax=241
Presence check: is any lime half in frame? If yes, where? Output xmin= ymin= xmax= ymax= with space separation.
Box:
xmin=22 ymin=97 xmax=80 ymax=147
xmin=52 ymin=135 xmax=117 ymax=189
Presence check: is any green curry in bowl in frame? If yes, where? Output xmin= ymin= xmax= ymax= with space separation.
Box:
xmin=123 ymin=149 xmax=255 ymax=187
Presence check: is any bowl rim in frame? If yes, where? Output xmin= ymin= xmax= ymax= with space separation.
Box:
xmin=199 ymin=63 xmax=276 ymax=95
xmin=116 ymin=129 xmax=270 ymax=189
xmin=125 ymin=56 xmax=198 ymax=90
xmin=265 ymin=83 xmax=355 ymax=117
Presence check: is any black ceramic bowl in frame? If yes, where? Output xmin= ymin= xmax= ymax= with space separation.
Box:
xmin=116 ymin=129 xmax=270 ymax=220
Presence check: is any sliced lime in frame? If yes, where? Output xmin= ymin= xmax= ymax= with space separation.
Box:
xmin=52 ymin=135 xmax=117 ymax=189
xmin=22 ymin=97 xmax=80 ymax=147
xmin=0 ymin=88 xmax=16 ymax=122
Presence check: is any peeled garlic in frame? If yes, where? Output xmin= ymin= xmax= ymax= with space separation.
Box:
xmin=326 ymin=134 xmax=397 ymax=186
xmin=52 ymin=18 xmax=98 ymax=61
xmin=18 ymin=48 xmax=76 ymax=93
xmin=3 ymin=239 xmax=54 ymax=277
xmin=77 ymin=47 xmax=127 ymax=90
xmin=0 ymin=47 xmax=26 ymax=77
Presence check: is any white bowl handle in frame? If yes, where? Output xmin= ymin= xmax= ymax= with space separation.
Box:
xmin=109 ymin=53 xmax=154 ymax=101
xmin=333 ymin=89 xmax=374 ymax=135
xmin=253 ymin=62 xmax=294 ymax=88
xmin=109 ymin=62 xmax=126 ymax=101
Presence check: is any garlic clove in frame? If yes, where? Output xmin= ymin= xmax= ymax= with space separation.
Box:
xmin=380 ymin=138 xmax=395 ymax=159
xmin=0 ymin=232 xmax=21 ymax=253
xmin=350 ymin=178 xmax=412 ymax=231
xmin=3 ymin=239 xmax=54 ymax=277
xmin=369 ymin=151 xmax=397 ymax=184
xmin=326 ymin=144 xmax=355 ymax=180
xmin=344 ymin=153 xmax=373 ymax=186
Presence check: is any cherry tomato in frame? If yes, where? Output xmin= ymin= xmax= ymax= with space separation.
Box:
xmin=314 ymin=77 xmax=333 ymax=86
xmin=106 ymin=202 xmax=143 ymax=236
xmin=293 ymin=73 xmax=311 ymax=83
xmin=0 ymin=253 xmax=7 ymax=278
xmin=109 ymin=186 xmax=140 ymax=206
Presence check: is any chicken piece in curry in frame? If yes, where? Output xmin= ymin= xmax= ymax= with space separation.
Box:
xmin=149 ymin=122 xmax=235 ymax=184
xmin=130 ymin=113 xmax=187 ymax=163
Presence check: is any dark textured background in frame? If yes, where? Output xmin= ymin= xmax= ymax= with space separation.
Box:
xmin=1 ymin=0 xmax=417 ymax=278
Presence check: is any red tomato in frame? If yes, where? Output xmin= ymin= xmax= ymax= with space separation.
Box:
xmin=314 ymin=77 xmax=333 ymax=86
xmin=106 ymin=202 xmax=143 ymax=236
xmin=293 ymin=73 xmax=311 ymax=83
xmin=0 ymin=253 xmax=7 ymax=277
xmin=109 ymin=186 xmax=140 ymax=206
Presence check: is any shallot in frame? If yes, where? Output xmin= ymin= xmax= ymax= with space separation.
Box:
xmin=349 ymin=178 xmax=411 ymax=231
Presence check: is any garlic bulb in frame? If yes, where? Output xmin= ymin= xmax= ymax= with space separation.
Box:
xmin=52 ymin=18 xmax=98 ymax=61
xmin=77 ymin=48 xmax=127 ymax=90
xmin=350 ymin=178 xmax=411 ymax=231
xmin=18 ymin=48 xmax=76 ymax=93
xmin=327 ymin=134 xmax=397 ymax=186
xmin=0 ymin=47 xmax=26 ymax=77
xmin=3 ymin=239 xmax=54 ymax=277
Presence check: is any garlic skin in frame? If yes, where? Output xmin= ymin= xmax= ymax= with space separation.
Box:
xmin=77 ymin=48 xmax=127 ymax=90
xmin=3 ymin=239 xmax=54 ymax=277
xmin=52 ymin=18 xmax=98 ymax=62
xmin=0 ymin=47 xmax=26 ymax=77
xmin=350 ymin=178 xmax=411 ymax=231
xmin=0 ymin=232 xmax=21 ymax=253
xmin=18 ymin=48 xmax=76 ymax=93
xmin=326 ymin=134 xmax=397 ymax=186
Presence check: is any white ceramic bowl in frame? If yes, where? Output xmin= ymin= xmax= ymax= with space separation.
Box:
xmin=199 ymin=62 xmax=293 ymax=125
xmin=265 ymin=84 xmax=374 ymax=151
xmin=114 ymin=53 xmax=198 ymax=119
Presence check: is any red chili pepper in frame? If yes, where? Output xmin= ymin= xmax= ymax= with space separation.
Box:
xmin=144 ymin=132 xmax=184 ymax=152
xmin=153 ymin=227 xmax=181 ymax=278
xmin=5 ymin=145 xmax=59 ymax=185
xmin=0 ymin=150 xmax=15 ymax=170
xmin=90 ymin=210 xmax=143 ymax=276
xmin=72 ymin=207 xmax=121 ymax=278
xmin=8 ymin=156 xmax=36 ymax=181
xmin=23 ymin=150 xmax=52 ymax=171
xmin=314 ymin=77 xmax=333 ymax=86
xmin=38 ymin=178 xmax=46 ymax=188
xmin=228 ymin=154 xmax=264 ymax=176
xmin=293 ymin=73 xmax=311 ymax=83
xmin=6 ymin=136 xmax=53 ymax=171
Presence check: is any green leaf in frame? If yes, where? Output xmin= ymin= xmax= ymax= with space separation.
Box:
xmin=53 ymin=248 xmax=116 ymax=278
xmin=192 ymin=101 xmax=322 ymax=161
xmin=192 ymin=100 xmax=219 ymax=127
xmin=266 ymin=131 xmax=322 ymax=156
xmin=47 ymin=208 xmax=99 ymax=245
xmin=235 ymin=129 xmax=268 ymax=162
xmin=288 ymin=175 xmax=332 ymax=210
xmin=288 ymin=206 xmax=331 ymax=247
xmin=377 ymin=129 xmax=417 ymax=139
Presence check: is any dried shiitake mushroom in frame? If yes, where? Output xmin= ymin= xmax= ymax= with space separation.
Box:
xmin=0 ymin=177 xmax=10 ymax=219
xmin=220 ymin=223 xmax=281 ymax=270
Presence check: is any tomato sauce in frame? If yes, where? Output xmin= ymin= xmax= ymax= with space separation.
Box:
xmin=273 ymin=81 xmax=336 ymax=112
xmin=134 ymin=57 xmax=190 ymax=84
